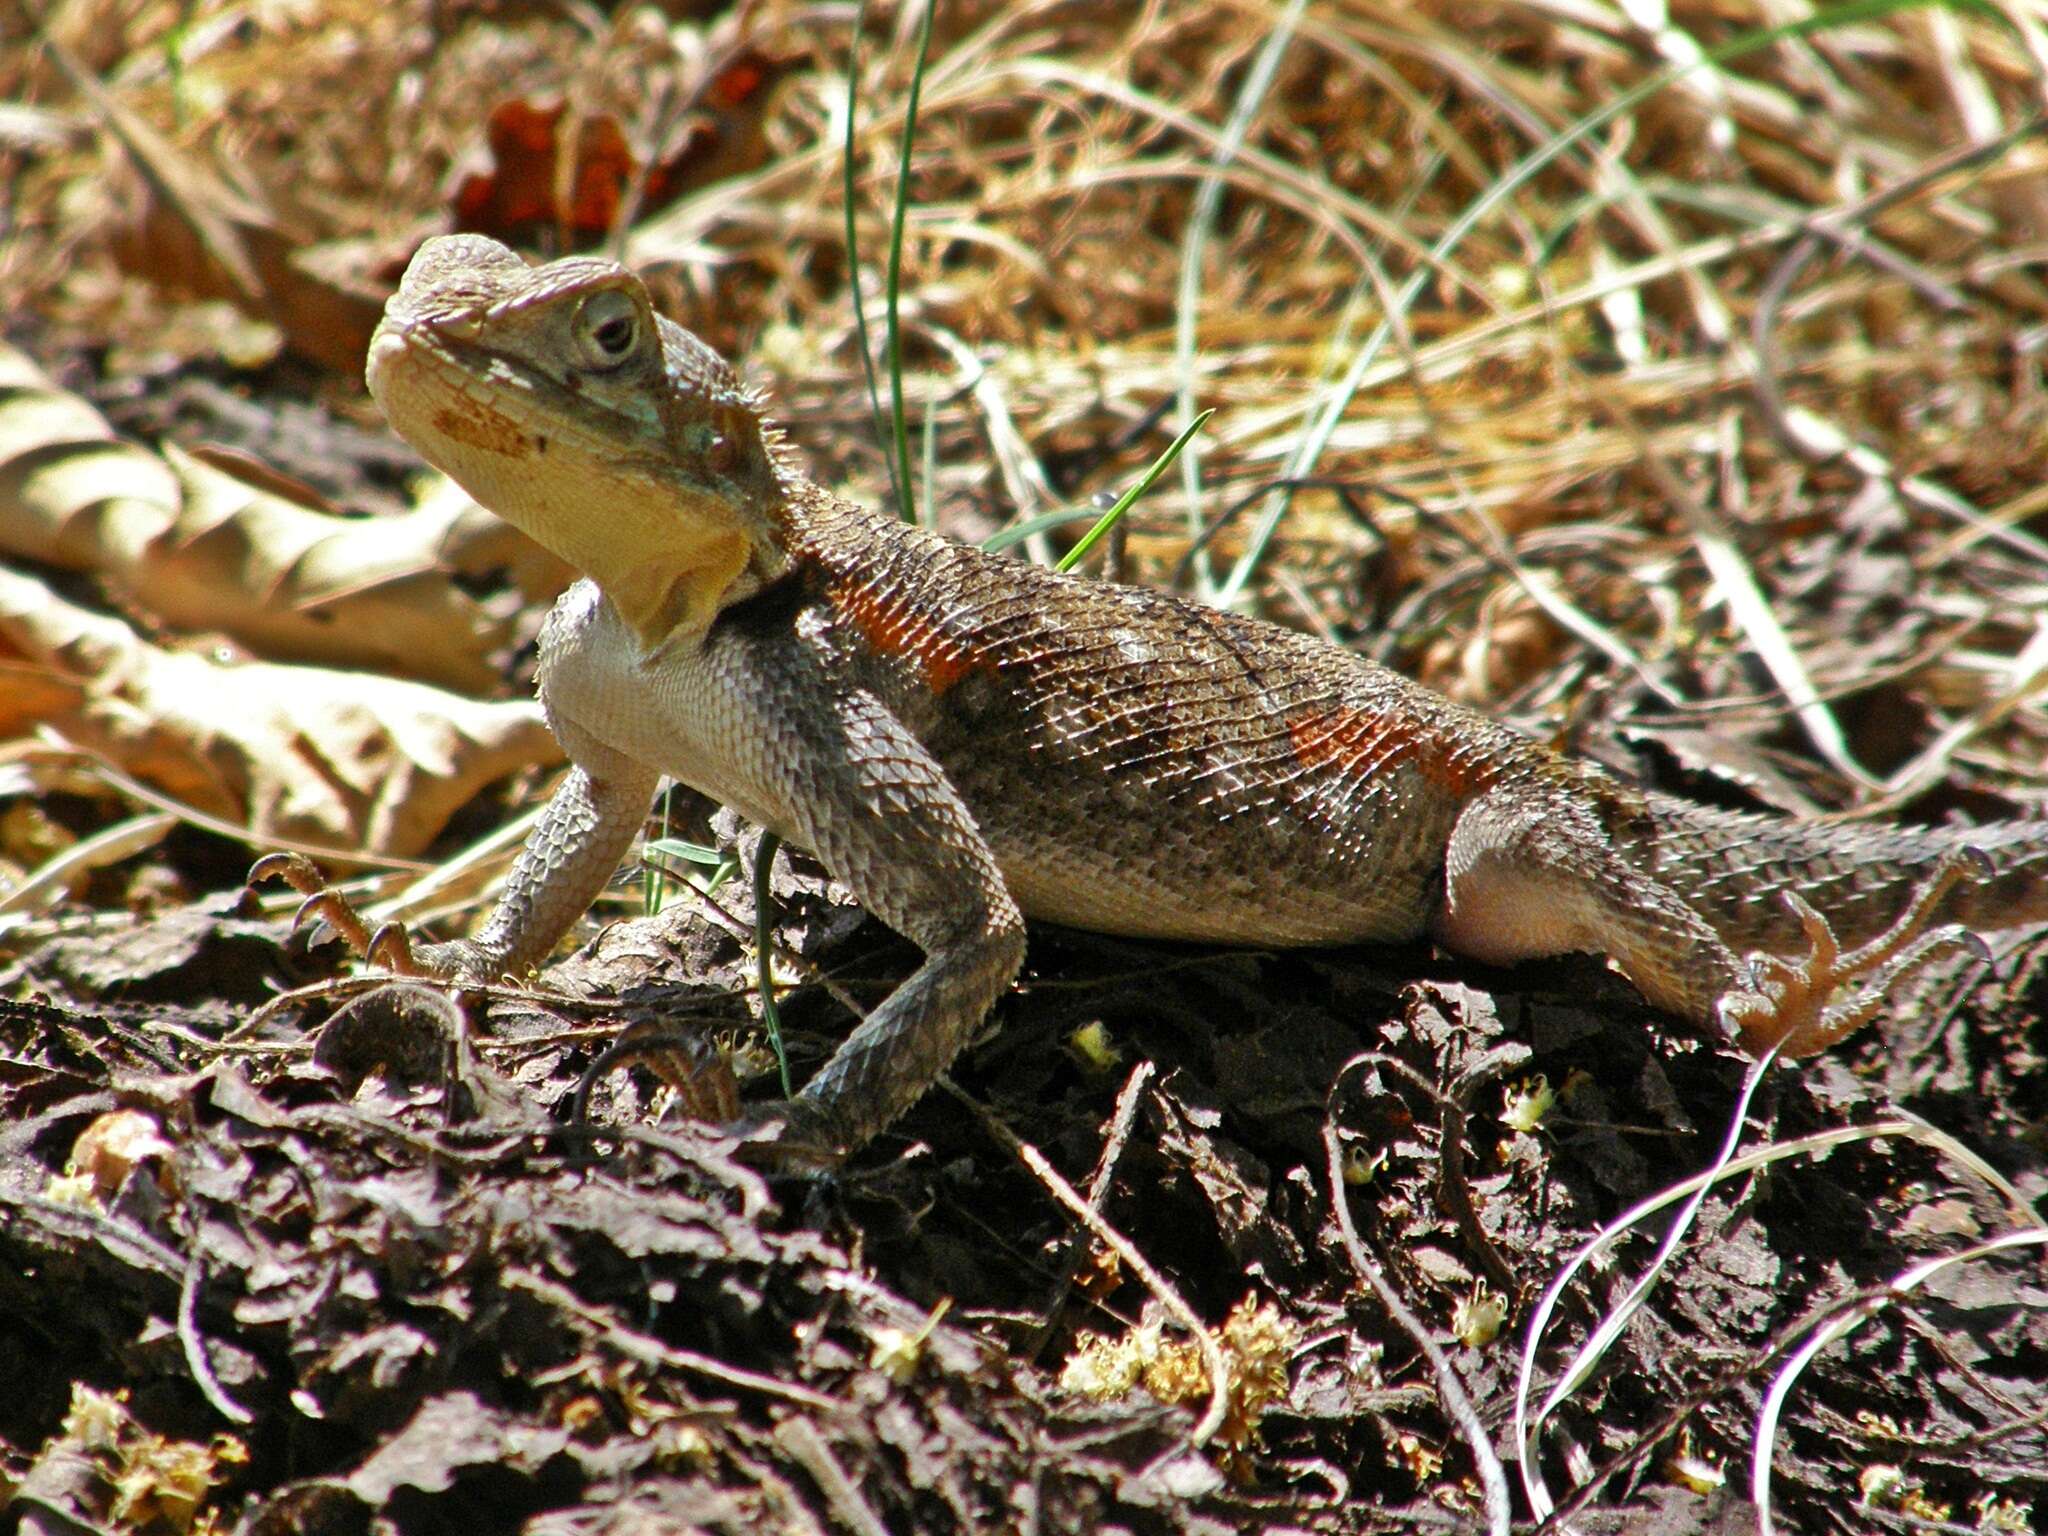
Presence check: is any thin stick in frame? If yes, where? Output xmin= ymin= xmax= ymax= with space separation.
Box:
xmin=1322 ymin=1113 xmax=1510 ymax=1536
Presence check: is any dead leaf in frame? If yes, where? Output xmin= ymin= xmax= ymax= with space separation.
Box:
xmin=65 ymin=1108 xmax=176 ymax=1201
xmin=0 ymin=566 xmax=558 ymax=856
xmin=453 ymin=99 xmax=653 ymax=244
xmin=17 ymin=1384 xmax=245 ymax=1534
xmin=0 ymin=340 xmax=573 ymax=694
xmin=450 ymin=54 xmax=783 ymax=248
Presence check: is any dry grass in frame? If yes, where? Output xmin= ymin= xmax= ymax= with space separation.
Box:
xmin=6 ymin=0 xmax=2046 ymax=823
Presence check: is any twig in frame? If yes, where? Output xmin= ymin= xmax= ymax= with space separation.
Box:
xmin=1753 ymin=115 xmax=2047 ymax=468
xmin=179 ymin=1253 xmax=253 ymax=1425
xmin=775 ymin=1417 xmax=894 ymax=1536
xmin=1022 ymin=1059 xmax=1156 ymax=1365
xmin=1439 ymin=1045 xmax=1535 ymax=1300
xmin=1321 ymin=1110 xmax=1511 ymax=1536
xmin=502 ymin=1267 xmax=845 ymax=1412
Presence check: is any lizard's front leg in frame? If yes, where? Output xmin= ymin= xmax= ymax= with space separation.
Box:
xmin=422 ymin=733 xmax=660 ymax=981
xmin=724 ymin=663 xmax=1027 ymax=1168
xmin=255 ymin=731 xmax=658 ymax=984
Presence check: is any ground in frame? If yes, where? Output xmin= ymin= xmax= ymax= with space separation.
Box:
xmin=3 ymin=0 xmax=2047 ymax=1531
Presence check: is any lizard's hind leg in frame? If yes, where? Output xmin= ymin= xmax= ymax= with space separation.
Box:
xmin=1434 ymin=787 xmax=1751 ymax=1036
xmin=1437 ymin=790 xmax=1995 ymax=1059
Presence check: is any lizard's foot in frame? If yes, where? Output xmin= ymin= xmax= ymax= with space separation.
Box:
xmin=570 ymin=1022 xmax=741 ymax=1129
xmin=248 ymin=852 xmax=488 ymax=981
xmin=250 ymin=851 xmax=386 ymax=963
xmin=723 ymin=1100 xmax=855 ymax=1174
xmin=1720 ymin=846 xmax=1993 ymax=1058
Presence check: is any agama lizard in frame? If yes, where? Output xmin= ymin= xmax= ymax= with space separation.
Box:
xmin=292 ymin=232 xmax=2048 ymax=1165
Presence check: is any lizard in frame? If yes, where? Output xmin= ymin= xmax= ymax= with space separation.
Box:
xmin=271 ymin=231 xmax=2048 ymax=1168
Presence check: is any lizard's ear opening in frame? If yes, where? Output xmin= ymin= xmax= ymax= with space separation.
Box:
xmin=704 ymin=402 xmax=770 ymax=477
xmin=571 ymin=288 xmax=647 ymax=371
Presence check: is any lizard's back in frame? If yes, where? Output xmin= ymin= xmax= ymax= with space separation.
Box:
xmin=761 ymin=490 xmax=1566 ymax=946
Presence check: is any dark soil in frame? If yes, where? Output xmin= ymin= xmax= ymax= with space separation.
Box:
xmin=4 ymin=826 xmax=2046 ymax=1534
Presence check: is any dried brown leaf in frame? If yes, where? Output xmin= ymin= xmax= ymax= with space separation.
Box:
xmin=0 ymin=340 xmax=572 ymax=693
xmin=0 ymin=566 xmax=558 ymax=855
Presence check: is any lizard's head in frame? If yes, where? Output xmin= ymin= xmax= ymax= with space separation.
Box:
xmin=368 ymin=233 xmax=789 ymax=650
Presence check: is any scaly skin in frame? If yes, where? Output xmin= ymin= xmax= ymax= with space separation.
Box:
xmin=351 ymin=233 xmax=2048 ymax=1165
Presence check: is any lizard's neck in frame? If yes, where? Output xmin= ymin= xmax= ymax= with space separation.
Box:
xmin=584 ymin=467 xmax=919 ymax=653
xmin=557 ymin=495 xmax=779 ymax=654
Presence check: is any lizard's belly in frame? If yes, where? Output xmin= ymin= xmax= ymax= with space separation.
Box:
xmin=996 ymin=843 xmax=1434 ymax=946
xmin=968 ymin=766 xmax=1453 ymax=948
xmin=914 ymin=662 xmax=1460 ymax=947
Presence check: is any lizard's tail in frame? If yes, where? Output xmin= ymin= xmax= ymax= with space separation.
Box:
xmin=1644 ymin=791 xmax=2048 ymax=958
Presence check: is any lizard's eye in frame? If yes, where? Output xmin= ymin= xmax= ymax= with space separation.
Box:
xmin=573 ymin=290 xmax=641 ymax=368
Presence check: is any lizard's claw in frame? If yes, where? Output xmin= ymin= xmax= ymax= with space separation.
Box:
xmin=250 ymin=852 xmax=376 ymax=952
xmin=1722 ymin=845 xmax=1994 ymax=1058
xmin=365 ymin=922 xmax=436 ymax=978
xmin=249 ymin=852 xmax=444 ymax=978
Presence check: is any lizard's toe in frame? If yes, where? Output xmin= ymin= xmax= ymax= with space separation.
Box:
xmin=251 ymin=851 xmax=379 ymax=957
xmin=366 ymin=922 xmax=433 ymax=977
xmin=250 ymin=853 xmax=499 ymax=982
xmin=1723 ymin=848 xmax=1996 ymax=1059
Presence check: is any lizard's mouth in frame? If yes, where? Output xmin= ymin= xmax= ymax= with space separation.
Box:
xmin=363 ymin=323 xmax=413 ymax=402
xmin=365 ymin=327 xmax=544 ymax=475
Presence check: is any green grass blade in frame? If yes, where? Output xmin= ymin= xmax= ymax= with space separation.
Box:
xmin=1056 ymin=409 xmax=1212 ymax=575
xmin=1174 ymin=0 xmax=1307 ymax=598
xmin=842 ymin=0 xmax=900 ymax=518
xmin=882 ymin=0 xmax=935 ymax=524
xmin=979 ymin=505 xmax=1121 ymax=555
xmin=751 ymin=832 xmax=791 ymax=1097
xmin=643 ymin=836 xmax=742 ymax=898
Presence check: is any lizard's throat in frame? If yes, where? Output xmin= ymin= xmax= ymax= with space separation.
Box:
xmin=522 ymin=496 xmax=770 ymax=652
xmin=608 ymin=537 xmax=752 ymax=651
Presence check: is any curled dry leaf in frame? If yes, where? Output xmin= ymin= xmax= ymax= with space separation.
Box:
xmin=0 ymin=567 xmax=559 ymax=857
xmin=0 ymin=341 xmax=573 ymax=695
